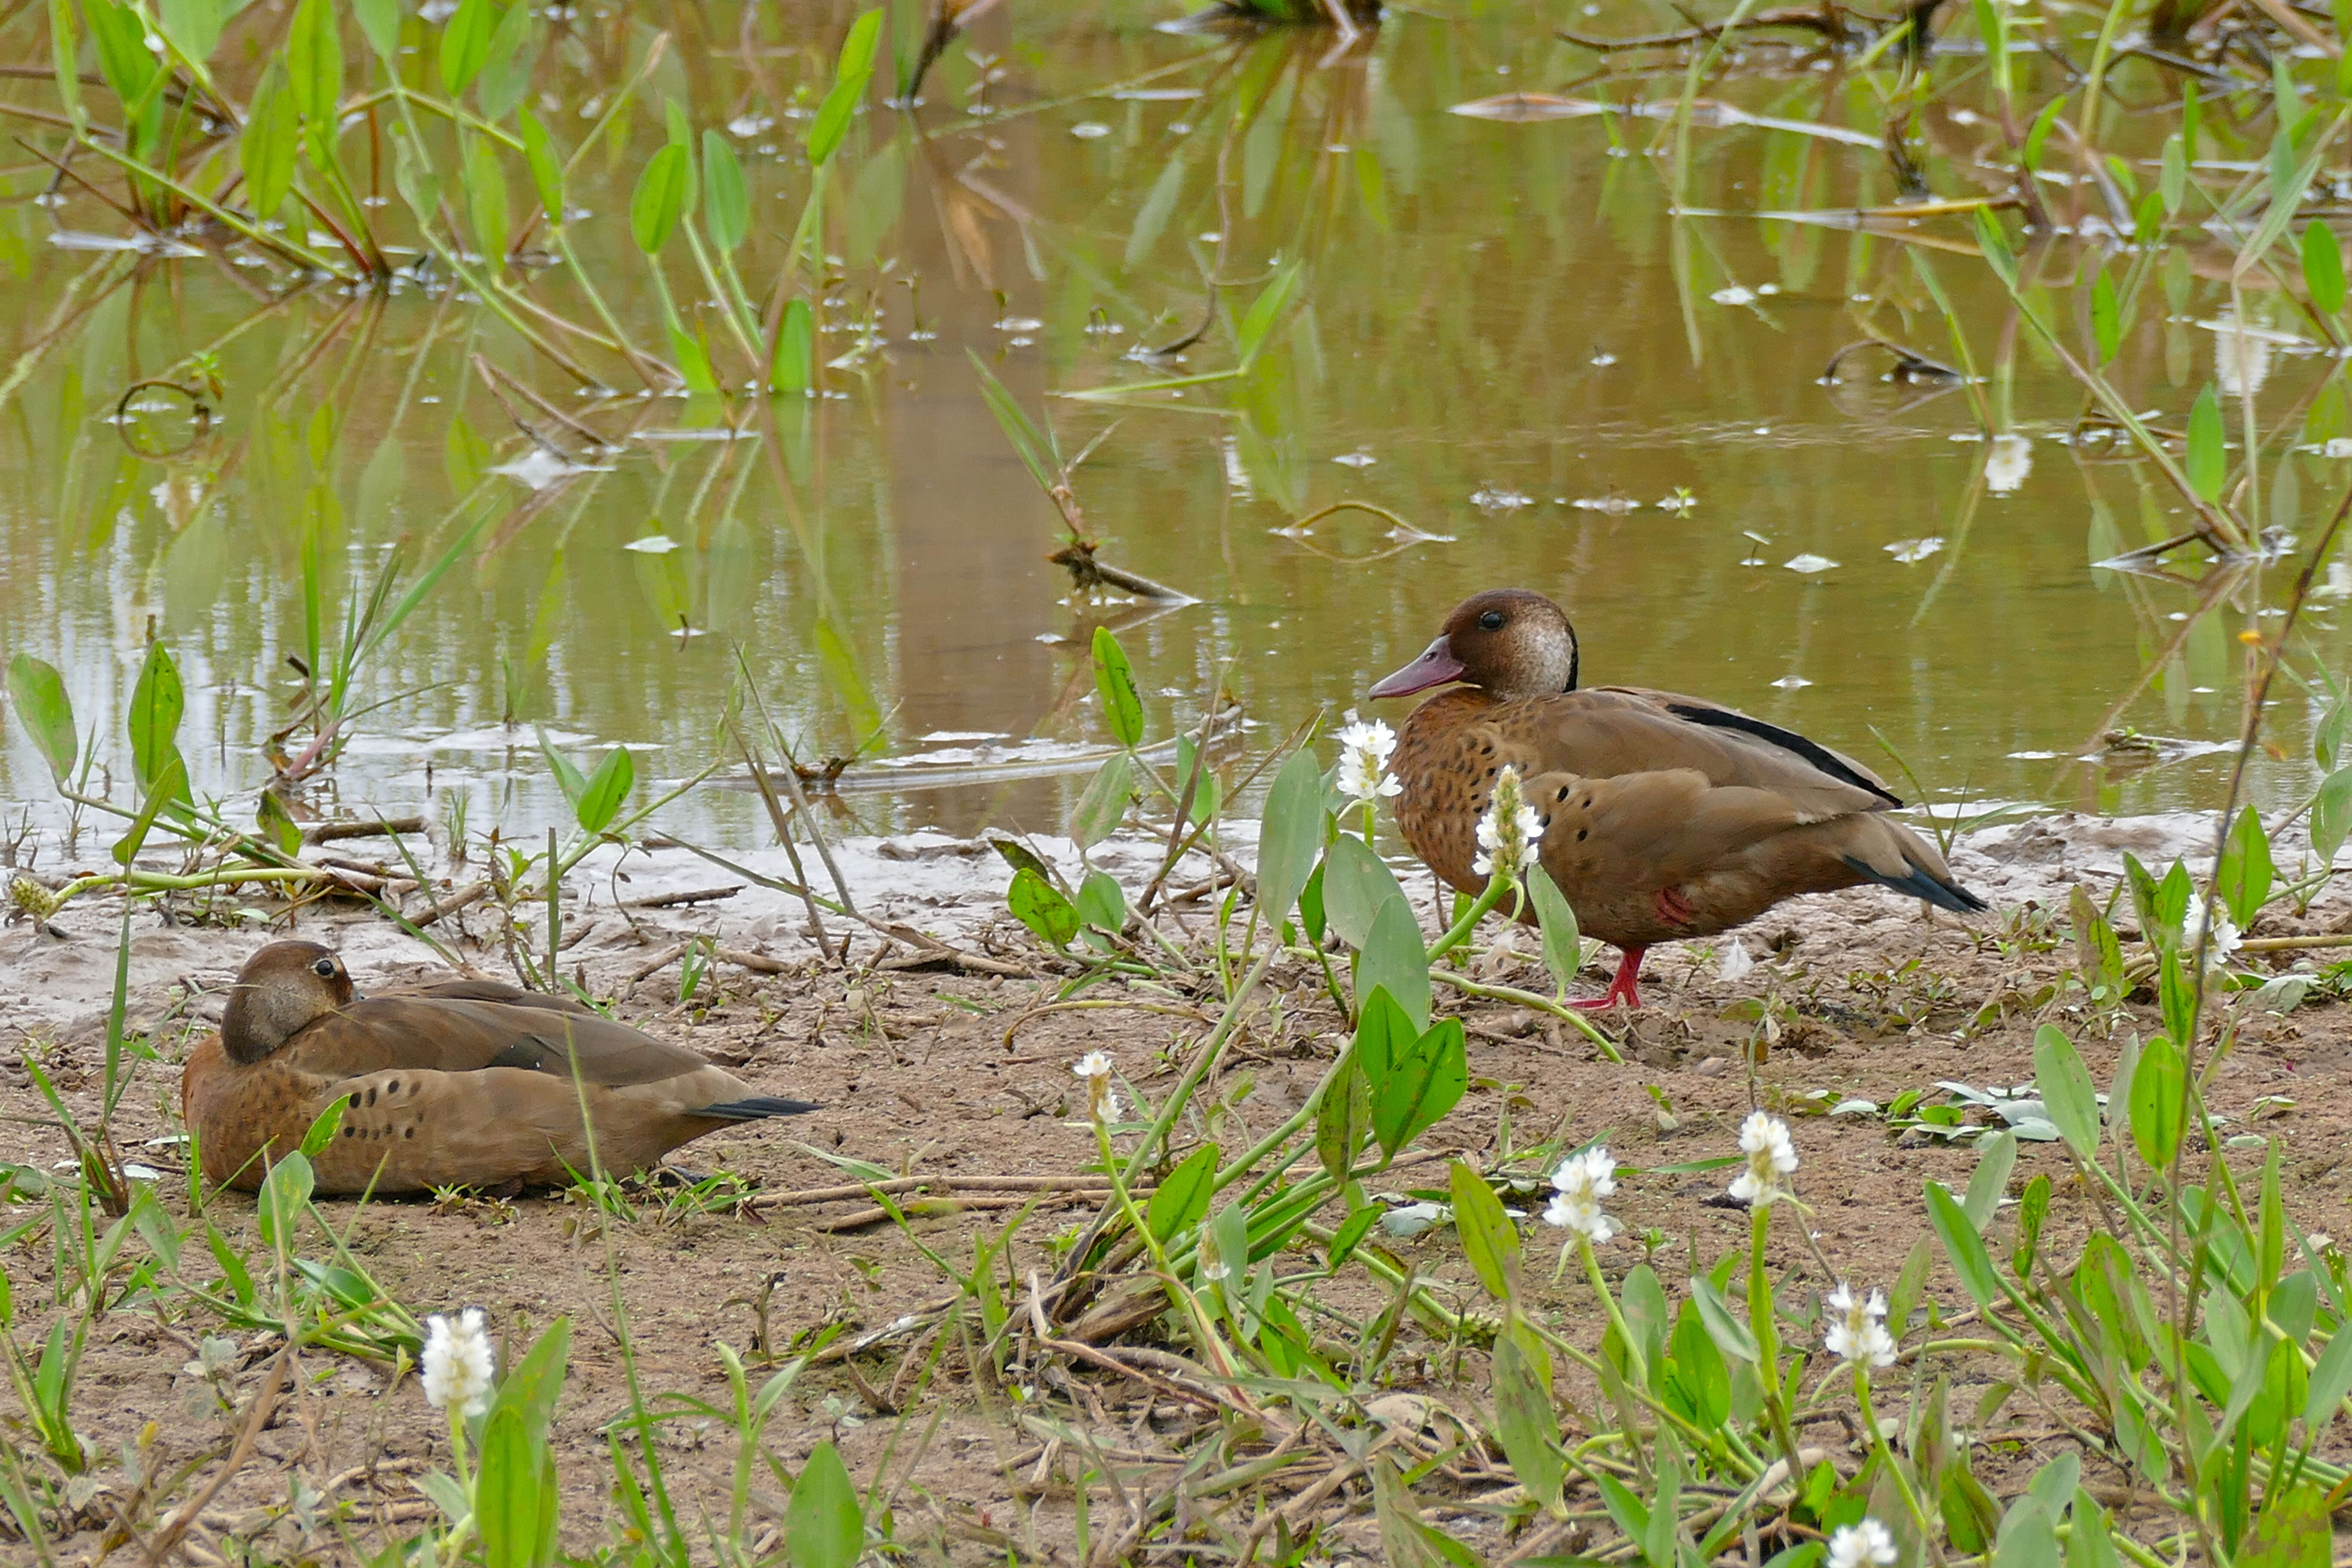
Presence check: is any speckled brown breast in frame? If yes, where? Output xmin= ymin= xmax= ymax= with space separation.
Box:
xmin=1389 ymin=687 xmax=1511 ymax=898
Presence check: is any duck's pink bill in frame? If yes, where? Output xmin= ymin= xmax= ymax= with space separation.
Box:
xmin=1368 ymin=639 xmax=1465 ymax=698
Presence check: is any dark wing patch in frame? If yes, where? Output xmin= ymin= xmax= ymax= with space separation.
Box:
xmin=1664 ymin=704 xmax=1903 ymax=808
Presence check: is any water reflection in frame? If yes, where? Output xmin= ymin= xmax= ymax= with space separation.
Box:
xmin=2 ymin=5 xmax=2347 ymax=855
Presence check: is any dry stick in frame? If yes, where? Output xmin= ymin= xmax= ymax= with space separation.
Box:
xmin=725 ymin=711 xmax=838 ymax=964
xmin=815 ymin=1193 xmax=1104 ymax=1233
xmin=410 ymin=879 xmax=490 ymax=927
xmin=619 ymin=885 xmax=742 ymax=910
xmin=144 ymin=1346 xmax=291 ymax=1567
xmin=303 ymin=815 xmax=425 ymax=844
xmin=754 ymin=1174 xmax=1153 ymax=1209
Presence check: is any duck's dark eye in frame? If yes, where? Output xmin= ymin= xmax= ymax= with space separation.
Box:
xmin=312 ymin=958 xmax=337 ymax=978
xmin=1477 ymin=610 xmax=1506 ymax=631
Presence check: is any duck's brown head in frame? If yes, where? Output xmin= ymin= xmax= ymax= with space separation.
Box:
xmin=1368 ymin=589 xmax=1578 ymax=702
xmin=221 ymin=941 xmax=355 ymax=1063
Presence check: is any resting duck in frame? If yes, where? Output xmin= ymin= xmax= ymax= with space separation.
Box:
xmin=1368 ymin=589 xmax=1984 ymax=1009
xmin=181 ymin=941 xmax=817 ymax=1193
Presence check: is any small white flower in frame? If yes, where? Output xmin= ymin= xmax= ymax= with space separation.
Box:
xmin=421 ymin=1308 xmax=495 ymax=1418
xmin=1073 ymin=1051 xmax=1122 ymax=1123
xmin=1544 ymin=1147 xmax=1618 ymax=1244
xmin=1335 ymin=719 xmax=1402 ymax=805
xmin=1824 ymin=1283 xmax=1898 ymax=1369
xmin=1728 ymin=1111 xmax=1798 ymax=1205
xmin=1718 ymin=939 xmax=1754 ymax=981
xmin=1827 ymin=1519 xmax=1899 ymax=1568
xmin=1984 ymin=433 xmax=2033 ymax=495
xmin=1472 ymin=766 xmax=1544 ymax=881
xmin=2184 ymin=902 xmax=2243 ymax=969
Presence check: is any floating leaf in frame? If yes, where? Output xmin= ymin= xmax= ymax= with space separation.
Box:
xmin=1448 ymin=91 xmax=1591 ymax=122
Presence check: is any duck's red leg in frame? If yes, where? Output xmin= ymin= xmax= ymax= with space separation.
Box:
xmin=1570 ymin=946 xmax=1648 ymax=1011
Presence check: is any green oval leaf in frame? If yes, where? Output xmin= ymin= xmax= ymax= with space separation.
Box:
xmin=240 ymin=59 xmax=300 ymax=217
xmin=772 ymin=297 xmax=815 ymax=393
xmin=784 ymin=1441 xmax=864 ymax=1568
xmin=352 ymin=0 xmax=400 ymax=59
xmin=1008 ymin=868 xmax=1080 ymax=948
xmin=2129 ymin=1032 xmax=2187 ymax=1170
xmin=1449 ymin=1160 xmax=1519 ymax=1300
xmin=2306 ymin=223 xmax=2346 ymax=315
xmin=438 ymin=0 xmax=495 ymax=95
xmin=473 ymin=0 xmax=536 ymax=119
xmin=1322 ymin=833 xmax=1404 ymax=949
xmin=2030 ymin=1024 xmax=2103 ymax=1162
xmin=466 ymin=132 xmax=510 ymax=265
xmin=476 ymin=1405 xmax=541 ymax=1568
xmin=6 ymin=653 xmax=77 ymax=784
xmin=1371 ymin=1017 xmax=1465 ymax=1159
xmin=1357 ymin=896 xmax=1430 ymax=1033
xmin=2312 ymin=766 xmax=2352 ymax=863
xmin=518 ymin=107 xmax=565 ymax=226
xmin=701 ymin=129 xmax=749 ymax=253
xmin=575 ymin=746 xmax=633 ymax=835
xmin=1089 ymin=626 xmax=1143 ymax=748
xmin=807 ymin=9 xmax=882 ymax=169
xmin=128 ymin=642 xmax=185 ymax=793
xmin=1528 ymin=867 xmax=1582 ymax=1000
xmin=1145 ymin=1143 xmax=1219 ymax=1241
xmin=1253 ymin=748 xmax=1325 ymax=928
xmin=1926 ymin=1178 xmax=2003 ymax=1308
xmin=1069 ymin=753 xmax=1131 ymax=850
xmin=2187 ymin=383 xmax=2226 ymax=502
xmin=2216 ymin=803 xmax=2274 ymax=929
xmin=630 ymin=142 xmax=691 ymax=255
xmin=287 ymin=0 xmax=342 ymax=143
xmin=1075 ymin=868 xmax=1126 ymax=934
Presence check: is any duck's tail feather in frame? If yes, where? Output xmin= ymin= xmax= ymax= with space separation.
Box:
xmin=1841 ymin=855 xmax=1988 ymax=915
xmin=696 ymin=1096 xmax=822 ymax=1121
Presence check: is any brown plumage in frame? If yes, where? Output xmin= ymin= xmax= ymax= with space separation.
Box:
xmin=179 ymin=941 xmax=817 ymax=1194
xmin=1368 ymin=589 xmax=1984 ymax=1009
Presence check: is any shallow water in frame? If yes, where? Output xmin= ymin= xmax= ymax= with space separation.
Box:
xmin=3 ymin=4 xmax=2345 ymax=858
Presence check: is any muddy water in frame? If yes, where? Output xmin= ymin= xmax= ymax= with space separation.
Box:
xmin=2 ymin=6 xmax=2344 ymax=857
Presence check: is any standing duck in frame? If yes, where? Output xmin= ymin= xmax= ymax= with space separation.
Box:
xmin=1368 ymin=589 xmax=1984 ymax=1009
xmin=181 ymin=941 xmax=817 ymax=1193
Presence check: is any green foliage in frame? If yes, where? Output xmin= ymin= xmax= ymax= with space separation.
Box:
xmin=1253 ymin=749 xmax=1324 ymax=927
xmin=783 ymin=1441 xmax=864 ymax=1568
xmin=808 ymin=11 xmax=883 ymax=168
xmin=1090 ymin=627 xmax=1144 ymax=747
xmin=1008 ymin=867 xmax=1080 ymax=947
xmin=630 ymin=143 xmax=692 ymax=255
xmin=6 ymin=653 xmax=77 ymax=783
xmin=1147 ymin=1144 xmax=1220 ymax=1240
xmin=2187 ymin=384 xmax=2226 ymax=502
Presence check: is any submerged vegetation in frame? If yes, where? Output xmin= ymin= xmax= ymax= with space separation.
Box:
xmin=12 ymin=0 xmax=2352 ymax=1563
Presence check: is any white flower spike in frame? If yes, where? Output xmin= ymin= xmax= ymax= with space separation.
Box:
xmin=1472 ymin=766 xmax=1544 ymax=882
xmin=1824 ymin=1283 xmax=1898 ymax=1369
xmin=1335 ymin=718 xmax=1401 ymax=806
xmin=1728 ymin=1111 xmax=1798 ymax=1205
xmin=1073 ymin=1051 xmax=1123 ymax=1123
xmin=1544 ymin=1147 xmax=1618 ymax=1244
xmin=2184 ymin=902 xmax=2243 ymax=971
xmin=1827 ymin=1519 xmax=1899 ymax=1568
xmin=421 ymin=1307 xmax=496 ymax=1418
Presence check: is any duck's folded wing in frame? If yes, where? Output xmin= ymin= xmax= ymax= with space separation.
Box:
xmin=279 ymin=998 xmax=713 ymax=1087
xmin=401 ymin=979 xmax=602 ymax=1015
xmin=1529 ymin=769 xmax=1817 ymax=888
xmin=1501 ymin=689 xmax=1898 ymax=819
